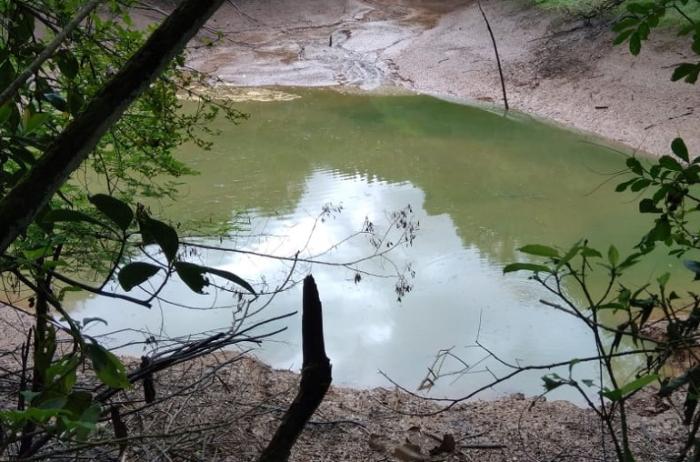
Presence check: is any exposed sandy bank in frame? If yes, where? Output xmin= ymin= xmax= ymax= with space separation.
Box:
xmin=140 ymin=0 xmax=699 ymax=157
xmin=0 ymin=305 xmax=685 ymax=461
xmin=158 ymin=354 xmax=684 ymax=461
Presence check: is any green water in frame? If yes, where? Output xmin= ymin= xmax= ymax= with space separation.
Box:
xmin=163 ymin=90 xmax=661 ymax=261
xmin=72 ymin=89 xmax=688 ymax=402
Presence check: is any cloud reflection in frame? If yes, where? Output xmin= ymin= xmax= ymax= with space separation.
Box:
xmin=71 ymin=169 xmax=600 ymax=403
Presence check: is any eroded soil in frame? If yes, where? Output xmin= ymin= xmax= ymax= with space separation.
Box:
xmin=138 ymin=0 xmax=699 ymax=157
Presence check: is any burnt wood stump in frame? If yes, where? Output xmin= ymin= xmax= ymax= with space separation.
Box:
xmin=258 ymin=275 xmax=332 ymax=462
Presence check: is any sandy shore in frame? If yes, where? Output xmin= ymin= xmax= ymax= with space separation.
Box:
xmin=166 ymin=354 xmax=684 ymax=461
xmin=137 ymin=0 xmax=700 ymax=157
xmin=0 ymin=298 xmax=685 ymax=461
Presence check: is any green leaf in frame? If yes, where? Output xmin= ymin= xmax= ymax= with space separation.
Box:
xmin=55 ymin=50 xmax=79 ymax=79
xmin=139 ymin=216 xmax=179 ymax=263
xmin=684 ymin=67 xmax=698 ymax=84
xmin=693 ymin=36 xmax=700 ymax=55
xmin=580 ymin=247 xmax=602 ymax=258
xmin=613 ymin=29 xmax=635 ymax=45
xmin=74 ymin=403 xmax=101 ymax=439
xmin=23 ymin=112 xmax=50 ymax=134
xmin=118 ymin=262 xmax=161 ymax=291
xmin=542 ymin=374 xmax=565 ymax=391
xmin=89 ymin=194 xmax=133 ymax=231
xmin=556 ymin=241 xmax=583 ymax=270
xmin=13 ymin=11 xmax=35 ymax=43
xmin=659 ymin=155 xmax=683 ymax=171
xmin=201 ymin=265 xmax=256 ymax=294
xmin=518 ymin=244 xmax=560 ymax=258
xmin=42 ymin=209 xmax=104 ymax=227
xmin=63 ymin=391 xmax=93 ymax=420
xmin=175 ymin=261 xmax=256 ymax=294
xmin=683 ymin=164 xmax=700 ymax=182
xmin=638 ymin=22 xmax=650 ymax=40
xmin=619 ymin=252 xmax=642 ymax=270
xmin=35 ymin=396 xmax=68 ymax=413
xmin=615 ymin=178 xmax=637 ymax=192
xmin=648 ymin=216 xmax=671 ymax=243
xmin=175 ymin=261 xmax=208 ymax=293
xmin=649 ymin=164 xmax=661 ymax=178
xmin=44 ymin=356 xmax=79 ymax=392
xmin=602 ymin=374 xmax=658 ymax=401
xmin=629 ymin=31 xmax=641 ymax=55
xmin=608 ymin=245 xmax=620 ymax=266
xmin=1 ymin=407 xmax=67 ymax=425
xmin=22 ymin=246 xmax=52 ymax=261
xmin=630 ymin=178 xmax=651 ymax=192
xmin=626 ymin=157 xmax=644 ymax=175
xmin=613 ymin=17 xmax=639 ymax=32
xmin=672 ymin=138 xmax=689 ymax=162
xmin=639 ymin=198 xmax=662 ymax=213
xmin=87 ymin=343 xmax=129 ymax=389
xmin=503 ymin=263 xmax=552 ymax=274
xmin=672 ymin=63 xmax=699 ymax=82
xmin=652 ymin=184 xmax=671 ymax=203
xmin=67 ymin=89 xmax=84 ymax=115
xmin=627 ymin=3 xmax=647 ymax=14
xmin=0 ymin=104 xmax=12 ymax=125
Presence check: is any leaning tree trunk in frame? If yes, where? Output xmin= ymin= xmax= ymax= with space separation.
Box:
xmin=258 ymin=275 xmax=332 ymax=462
xmin=0 ymin=0 xmax=226 ymax=255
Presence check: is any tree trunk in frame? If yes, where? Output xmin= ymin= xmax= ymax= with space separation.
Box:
xmin=258 ymin=275 xmax=332 ymax=462
xmin=0 ymin=0 xmax=225 ymax=254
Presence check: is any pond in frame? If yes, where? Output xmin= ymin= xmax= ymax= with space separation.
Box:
xmin=70 ymin=88 xmax=685 ymax=403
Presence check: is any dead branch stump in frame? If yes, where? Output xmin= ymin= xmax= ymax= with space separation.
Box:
xmin=258 ymin=275 xmax=332 ymax=462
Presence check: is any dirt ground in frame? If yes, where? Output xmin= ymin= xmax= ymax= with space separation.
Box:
xmin=138 ymin=0 xmax=699 ymax=157
xmin=0 ymin=304 xmax=687 ymax=462
xmin=167 ymin=354 xmax=686 ymax=462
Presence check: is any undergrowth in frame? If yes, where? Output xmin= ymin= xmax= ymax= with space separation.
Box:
xmin=533 ymin=0 xmax=700 ymax=25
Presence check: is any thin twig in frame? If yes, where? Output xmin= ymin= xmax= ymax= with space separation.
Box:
xmin=476 ymin=0 xmax=509 ymax=111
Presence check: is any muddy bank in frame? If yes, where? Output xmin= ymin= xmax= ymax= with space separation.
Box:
xmin=156 ymin=354 xmax=684 ymax=461
xmin=139 ymin=0 xmax=699 ymax=157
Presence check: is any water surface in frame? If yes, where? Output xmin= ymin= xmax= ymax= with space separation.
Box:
xmin=71 ymin=89 xmax=686 ymax=402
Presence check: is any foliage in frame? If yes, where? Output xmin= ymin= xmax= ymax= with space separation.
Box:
xmin=506 ymin=1 xmax=700 ymax=460
xmin=534 ymin=0 xmax=700 ymax=26
xmin=0 ymin=0 xmax=252 ymax=457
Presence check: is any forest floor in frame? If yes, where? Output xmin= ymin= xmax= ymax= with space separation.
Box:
xmin=129 ymin=352 xmax=687 ymax=462
xmin=139 ymin=0 xmax=700 ymax=157
xmin=0 ymin=304 xmax=686 ymax=461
